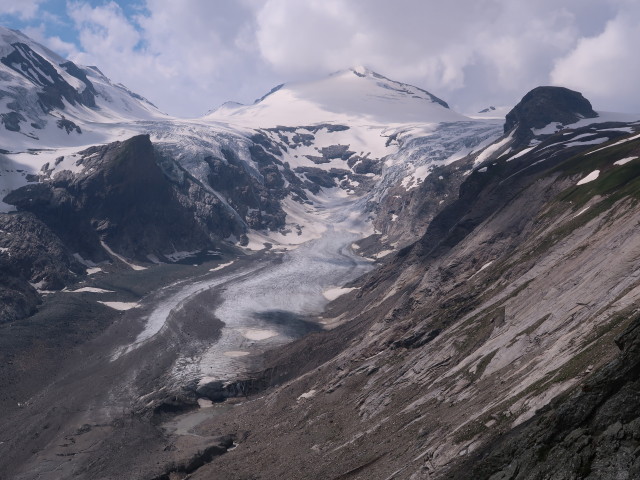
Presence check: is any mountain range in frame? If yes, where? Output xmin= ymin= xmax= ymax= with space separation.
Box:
xmin=1 ymin=25 xmax=640 ymax=480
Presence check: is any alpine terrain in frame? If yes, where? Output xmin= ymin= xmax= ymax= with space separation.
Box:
xmin=1 ymin=25 xmax=640 ymax=480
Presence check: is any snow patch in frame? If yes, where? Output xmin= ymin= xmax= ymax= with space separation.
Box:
xmin=98 ymin=301 xmax=139 ymax=311
xmin=573 ymin=206 xmax=590 ymax=218
xmin=298 ymin=389 xmax=317 ymax=400
xmin=564 ymin=137 xmax=608 ymax=148
xmin=73 ymin=252 xmax=98 ymax=267
xmin=100 ymin=240 xmax=147 ymax=270
xmin=323 ymin=287 xmax=357 ymax=301
xmin=587 ymin=132 xmax=640 ymax=155
xmin=210 ymin=261 xmax=234 ymax=272
xmin=373 ymin=249 xmax=394 ymax=259
xmin=67 ymin=287 xmax=114 ymax=293
xmin=197 ymin=398 xmax=213 ymax=408
xmin=614 ymin=156 xmax=637 ymax=166
xmin=223 ymin=351 xmax=251 ymax=357
xmin=506 ymin=146 xmax=535 ymax=161
xmin=469 ymin=261 xmax=493 ymax=279
xmin=576 ymin=170 xmax=600 ymax=185
xmin=474 ymin=132 xmax=512 ymax=166
xmin=240 ymin=329 xmax=278 ymax=341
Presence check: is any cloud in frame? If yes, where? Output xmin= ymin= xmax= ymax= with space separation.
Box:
xmin=551 ymin=8 xmax=640 ymax=112
xmin=251 ymin=0 xmax=608 ymax=111
xmin=17 ymin=0 xmax=640 ymax=116
xmin=23 ymin=24 xmax=79 ymax=58
xmin=0 ymin=0 xmax=43 ymax=20
xmin=58 ymin=0 xmax=276 ymax=116
xmin=68 ymin=2 xmax=142 ymax=56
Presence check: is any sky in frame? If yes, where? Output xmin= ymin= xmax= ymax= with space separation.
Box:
xmin=0 ymin=0 xmax=639 ymax=118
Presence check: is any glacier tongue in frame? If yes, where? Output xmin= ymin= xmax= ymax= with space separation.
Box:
xmin=197 ymin=192 xmax=375 ymax=381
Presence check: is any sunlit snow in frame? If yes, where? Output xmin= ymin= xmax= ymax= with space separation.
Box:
xmin=99 ymin=301 xmax=139 ymax=311
xmin=614 ymin=156 xmax=637 ymax=166
xmin=576 ymin=170 xmax=600 ymax=185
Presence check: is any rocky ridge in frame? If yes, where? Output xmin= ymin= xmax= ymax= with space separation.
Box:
xmin=449 ymin=312 xmax=640 ymax=479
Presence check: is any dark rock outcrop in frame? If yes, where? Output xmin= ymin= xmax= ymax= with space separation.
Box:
xmin=205 ymin=145 xmax=288 ymax=231
xmin=504 ymin=86 xmax=597 ymax=143
xmin=0 ymin=212 xmax=84 ymax=322
xmin=4 ymin=135 xmax=243 ymax=262
xmin=56 ymin=117 xmax=81 ymax=134
xmin=1 ymin=111 xmax=25 ymax=132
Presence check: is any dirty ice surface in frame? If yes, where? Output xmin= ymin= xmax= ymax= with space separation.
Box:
xmin=196 ymin=193 xmax=374 ymax=381
xmin=112 ymin=188 xmax=374 ymax=382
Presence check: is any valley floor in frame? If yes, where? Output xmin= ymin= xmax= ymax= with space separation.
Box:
xmin=0 ymin=188 xmax=377 ymax=479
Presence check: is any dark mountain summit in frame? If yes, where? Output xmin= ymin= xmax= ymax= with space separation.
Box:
xmin=504 ymin=86 xmax=598 ymax=144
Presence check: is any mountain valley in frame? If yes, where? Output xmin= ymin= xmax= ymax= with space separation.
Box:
xmin=1 ymin=25 xmax=640 ymax=480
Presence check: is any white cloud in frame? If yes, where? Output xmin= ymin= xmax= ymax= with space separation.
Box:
xmin=0 ymin=0 xmax=42 ymax=20
xmin=251 ymin=0 xmax=607 ymax=111
xmin=18 ymin=0 xmax=640 ymax=116
xmin=58 ymin=0 xmax=276 ymax=116
xmin=551 ymin=9 xmax=640 ymax=112
xmin=23 ymin=24 xmax=78 ymax=58
xmin=68 ymin=2 xmax=142 ymax=56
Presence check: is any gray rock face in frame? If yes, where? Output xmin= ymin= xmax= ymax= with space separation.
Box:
xmin=4 ymin=134 xmax=244 ymax=262
xmin=1 ymin=111 xmax=25 ymax=132
xmin=504 ymin=86 xmax=597 ymax=141
xmin=0 ymin=212 xmax=83 ymax=322
xmin=450 ymin=315 xmax=640 ymax=480
xmin=205 ymin=145 xmax=288 ymax=231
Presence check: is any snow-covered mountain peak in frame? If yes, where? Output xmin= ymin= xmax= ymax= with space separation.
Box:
xmin=0 ymin=26 xmax=60 ymax=60
xmin=0 ymin=26 xmax=165 ymax=151
xmin=205 ymin=67 xmax=468 ymax=128
xmin=349 ymin=64 xmax=371 ymax=76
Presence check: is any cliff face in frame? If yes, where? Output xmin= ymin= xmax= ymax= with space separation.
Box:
xmin=0 ymin=212 xmax=85 ymax=322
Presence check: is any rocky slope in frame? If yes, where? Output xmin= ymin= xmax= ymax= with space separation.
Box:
xmin=449 ymin=313 xmax=640 ymax=479
xmin=0 ymin=211 xmax=83 ymax=322
xmin=166 ymin=99 xmax=640 ymax=480
xmin=504 ymin=86 xmax=598 ymax=145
